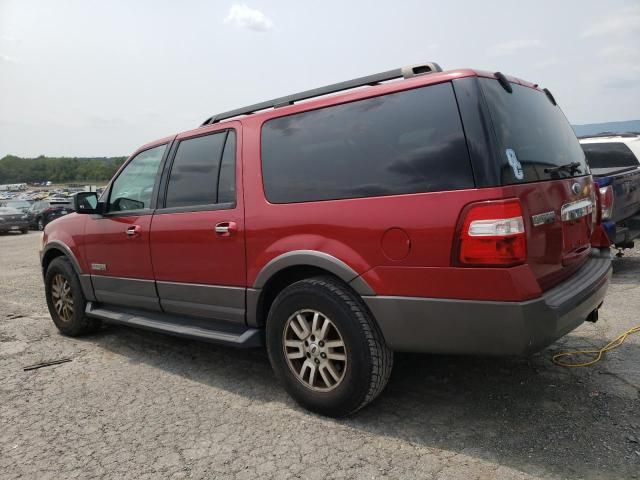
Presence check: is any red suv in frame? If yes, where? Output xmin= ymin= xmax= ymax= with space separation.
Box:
xmin=41 ymin=63 xmax=612 ymax=417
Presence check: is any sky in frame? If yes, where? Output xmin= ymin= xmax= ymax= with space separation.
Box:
xmin=0 ymin=0 xmax=639 ymax=158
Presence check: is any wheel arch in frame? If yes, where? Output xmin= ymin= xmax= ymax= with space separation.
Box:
xmin=247 ymin=251 xmax=375 ymax=327
xmin=41 ymin=242 xmax=81 ymax=275
xmin=41 ymin=242 xmax=96 ymax=301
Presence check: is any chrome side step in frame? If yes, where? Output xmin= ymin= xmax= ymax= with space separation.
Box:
xmin=85 ymin=302 xmax=263 ymax=348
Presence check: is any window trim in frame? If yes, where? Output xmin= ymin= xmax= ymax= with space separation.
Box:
xmin=103 ymin=142 xmax=170 ymax=217
xmin=153 ymin=202 xmax=236 ymax=216
xmin=156 ymin=128 xmax=238 ymax=214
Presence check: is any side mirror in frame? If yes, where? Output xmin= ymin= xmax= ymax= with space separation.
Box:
xmin=74 ymin=192 xmax=100 ymax=214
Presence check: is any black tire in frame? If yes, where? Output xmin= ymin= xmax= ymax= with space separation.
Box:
xmin=266 ymin=276 xmax=393 ymax=417
xmin=37 ymin=219 xmax=44 ymax=231
xmin=44 ymin=257 xmax=100 ymax=336
xmin=21 ymin=229 xmax=28 ymax=234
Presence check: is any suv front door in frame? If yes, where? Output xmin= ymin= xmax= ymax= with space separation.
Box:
xmin=150 ymin=124 xmax=246 ymax=324
xmin=83 ymin=143 xmax=167 ymax=311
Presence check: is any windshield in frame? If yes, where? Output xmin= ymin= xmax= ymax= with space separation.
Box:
xmin=480 ymin=78 xmax=589 ymax=185
xmin=581 ymin=142 xmax=639 ymax=169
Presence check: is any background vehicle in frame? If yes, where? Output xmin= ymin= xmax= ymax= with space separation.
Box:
xmin=0 ymin=207 xmax=29 ymax=234
xmin=580 ymin=133 xmax=640 ymax=252
xmin=0 ymin=199 xmax=32 ymax=213
xmin=41 ymin=64 xmax=611 ymax=417
xmin=26 ymin=199 xmax=73 ymax=230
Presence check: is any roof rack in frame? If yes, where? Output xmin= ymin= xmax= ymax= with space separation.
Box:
xmin=201 ymin=62 xmax=443 ymax=126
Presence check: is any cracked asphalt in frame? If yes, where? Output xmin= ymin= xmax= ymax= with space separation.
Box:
xmin=1 ymin=232 xmax=639 ymax=479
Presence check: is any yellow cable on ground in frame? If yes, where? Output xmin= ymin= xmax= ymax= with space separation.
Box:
xmin=552 ymin=325 xmax=640 ymax=367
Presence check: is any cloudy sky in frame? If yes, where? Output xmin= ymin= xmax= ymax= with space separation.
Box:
xmin=1 ymin=0 xmax=638 ymax=157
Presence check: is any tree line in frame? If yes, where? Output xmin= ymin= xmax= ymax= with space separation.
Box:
xmin=0 ymin=155 xmax=127 ymax=184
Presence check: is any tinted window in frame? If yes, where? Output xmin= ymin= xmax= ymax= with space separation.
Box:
xmin=261 ymin=82 xmax=473 ymax=203
xmin=581 ymin=142 xmax=639 ymax=169
xmin=480 ymin=79 xmax=588 ymax=185
xmin=165 ymin=132 xmax=227 ymax=208
xmin=217 ymin=131 xmax=236 ymax=204
xmin=109 ymin=144 xmax=166 ymax=212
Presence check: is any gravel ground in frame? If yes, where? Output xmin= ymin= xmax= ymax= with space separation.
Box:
xmin=1 ymin=231 xmax=639 ymax=479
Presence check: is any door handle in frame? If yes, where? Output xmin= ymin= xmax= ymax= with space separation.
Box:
xmin=125 ymin=225 xmax=141 ymax=238
xmin=215 ymin=221 xmax=237 ymax=236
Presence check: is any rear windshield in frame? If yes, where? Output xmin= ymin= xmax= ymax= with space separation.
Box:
xmin=480 ymin=78 xmax=588 ymax=185
xmin=581 ymin=142 xmax=639 ymax=169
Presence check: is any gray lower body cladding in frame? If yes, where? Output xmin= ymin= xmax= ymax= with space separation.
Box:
xmin=363 ymin=251 xmax=612 ymax=355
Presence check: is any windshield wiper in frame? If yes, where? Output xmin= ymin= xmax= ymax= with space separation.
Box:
xmin=544 ymin=161 xmax=582 ymax=175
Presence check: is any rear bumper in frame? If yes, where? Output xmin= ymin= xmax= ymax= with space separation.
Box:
xmin=363 ymin=249 xmax=612 ymax=355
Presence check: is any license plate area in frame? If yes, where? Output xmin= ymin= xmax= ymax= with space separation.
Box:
xmin=561 ymin=198 xmax=593 ymax=263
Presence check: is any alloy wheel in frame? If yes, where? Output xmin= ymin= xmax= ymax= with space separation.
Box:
xmin=283 ymin=309 xmax=347 ymax=391
xmin=51 ymin=274 xmax=74 ymax=323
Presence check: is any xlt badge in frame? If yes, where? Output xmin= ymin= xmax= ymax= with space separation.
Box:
xmin=531 ymin=211 xmax=556 ymax=227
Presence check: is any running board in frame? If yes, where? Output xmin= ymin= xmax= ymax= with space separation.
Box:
xmin=85 ymin=302 xmax=263 ymax=348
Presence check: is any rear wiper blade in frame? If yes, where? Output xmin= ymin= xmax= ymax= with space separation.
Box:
xmin=544 ymin=161 xmax=582 ymax=174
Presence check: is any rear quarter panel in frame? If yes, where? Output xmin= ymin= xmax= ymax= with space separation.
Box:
xmin=242 ymin=114 xmax=545 ymax=301
xmin=240 ymin=72 xmax=594 ymax=302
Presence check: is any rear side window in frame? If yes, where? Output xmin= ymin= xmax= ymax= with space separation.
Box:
xmin=165 ymin=130 xmax=236 ymax=208
xmin=581 ymin=142 xmax=639 ymax=169
xmin=261 ymin=82 xmax=473 ymax=203
xmin=480 ymin=78 xmax=588 ymax=184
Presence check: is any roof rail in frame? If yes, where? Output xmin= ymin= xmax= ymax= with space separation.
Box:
xmin=201 ymin=62 xmax=442 ymax=126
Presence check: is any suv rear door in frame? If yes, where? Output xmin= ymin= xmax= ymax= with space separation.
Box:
xmin=83 ymin=143 xmax=167 ymax=310
xmin=454 ymin=75 xmax=594 ymax=290
xmin=149 ymin=123 xmax=246 ymax=324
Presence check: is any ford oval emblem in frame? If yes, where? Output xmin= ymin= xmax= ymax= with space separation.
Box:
xmin=571 ymin=183 xmax=581 ymax=195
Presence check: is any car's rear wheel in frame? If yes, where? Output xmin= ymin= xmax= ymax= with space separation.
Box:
xmin=37 ymin=219 xmax=44 ymax=231
xmin=45 ymin=257 xmax=100 ymax=336
xmin=266 ymin=276 xmax=393 ymax=417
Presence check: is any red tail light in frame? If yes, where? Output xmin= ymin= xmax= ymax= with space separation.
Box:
xmin=598 ymin=185 xmax=614 ymax=220
xmin=455 ymin=199 xmax=526 ymax=267
xmin=591 ymin=181 xmax=611 ymax=247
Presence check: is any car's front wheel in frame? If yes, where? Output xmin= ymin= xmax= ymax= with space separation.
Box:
xmin=266 ymin=276 xmax=393 ymax=417
xmin=37 ymin=218 xmax=44 ymax=231
xmin=45 ymin=257 xmax=101 ymax=336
